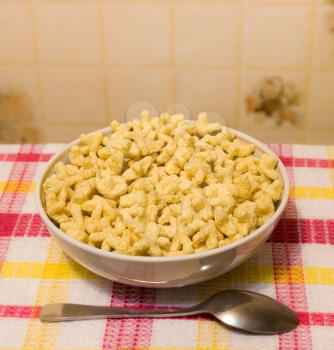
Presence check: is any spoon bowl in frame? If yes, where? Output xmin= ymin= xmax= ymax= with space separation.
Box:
xmin=201 ymin=290 xmax=299 ymax=334
xmin=40 ymin=289 xmax=298 ymax=334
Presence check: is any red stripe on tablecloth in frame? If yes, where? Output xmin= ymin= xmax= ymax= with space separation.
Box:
xmin=102 ymin=284 xmax=156 ymax=350
xmin=0 ymin=153 xmax=53 ymax=162
xmin=270 ymin=218 xmax=334 ymax=245
xmin=271 ymin=145 xmax=313 ymax=350
xmin=274 ymin=252 xmax=313 ymax=349
xmin=0 ymin=305 xmax=41 ymax=318
xmin=298 ymin=312 xmax=334 ymax=326
xmin=0 ymin=213 xmax=50 ymax=237
xmin=279 ymin=157 xmax=334 ymax=168
xmin=0 ymin=146 xmax=45 ymax=268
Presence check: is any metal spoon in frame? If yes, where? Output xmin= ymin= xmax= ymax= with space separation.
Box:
xmin=40 ymin=290 xmax=298 ymax=334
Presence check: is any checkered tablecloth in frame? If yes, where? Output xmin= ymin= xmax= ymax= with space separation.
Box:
xmin=1 ymin=143 xmax=334 ymax=350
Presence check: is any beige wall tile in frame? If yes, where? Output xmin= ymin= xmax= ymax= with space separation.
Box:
xmin=0 ymin=3 xmax=34 ymax=63
xmin=40 ymin=67 xmax=106 ymax=125
xmin=107 ymin=68 xmax=172 ymax=122
xmin=312 ymin=5 xmax=334 ymax=68
xmin=1 ymin=1 xmax=334 ymax=144
xmin=239 ymin=70 xmax=307 ymax=130
xmin=176 ymin=69 xmax=237 ymax=126
xmin=104 ymin=4 xmax=171 ymax=65
xmin=308 ymin=72 xmax=334 ymax=129
xmin=39 ymin=124 xmax=105 ymax=143
xmin=245 ymin=5 xmax=312 ymax=68
xmin=0 ymin=66 xmax=40 ymax=116
xmin=35 ymin=3 xmax=102 ymax=64
xmin=175 ymin=4 xmax=240 ymax=67
xmin=305 ymin=130 xmax=334 ymax=145
xmin=242 ymin=127 xmax=305 ymax=144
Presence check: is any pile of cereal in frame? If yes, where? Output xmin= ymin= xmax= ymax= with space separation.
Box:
xmin=43 ymin=112 xmax=283 ymax=256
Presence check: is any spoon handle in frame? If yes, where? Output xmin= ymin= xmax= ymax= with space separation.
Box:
xmin=40 ymin=303 xmax=203 ymax=322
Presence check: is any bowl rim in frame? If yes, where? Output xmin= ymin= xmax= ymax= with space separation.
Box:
xmin=36 ymin=126 xmax=290 ymax=263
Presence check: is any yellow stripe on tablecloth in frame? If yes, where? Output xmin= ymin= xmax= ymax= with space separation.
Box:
xmin=289 ymin=186 xmax=334 ymax=200
xmin=3 ymin=262 xmax=331 ymax=285
xmin=270 ymin=265 xmax=334 ymax=285
xmin=0 ymin=261 xmax=99 ymax=279
xmin=0 ymin=180 xmax=35 ymax=193
xmin=2 ymin=260 xmax=333 ymax=285
xmin=21 ymin=240 xmax=73 ymax=349
xmin=196 ymin=319 xmax=231 ymax=350
xmin=196 ymin=272 xmax=233 ymax=350
xmin=304 ymin=267 xmax=334 ymax=285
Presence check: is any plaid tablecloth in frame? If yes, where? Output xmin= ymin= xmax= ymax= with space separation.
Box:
xmin=0 ymin=143 xmax=334 ymax=350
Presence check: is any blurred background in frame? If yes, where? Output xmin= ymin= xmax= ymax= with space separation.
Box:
xmin=0 ymin=0 xmax=333 ymax=144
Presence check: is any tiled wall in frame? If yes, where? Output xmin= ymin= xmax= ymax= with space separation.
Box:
xmin=0 ymin=0 xmax=333 ymax=144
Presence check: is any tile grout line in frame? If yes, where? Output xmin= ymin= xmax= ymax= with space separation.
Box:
xmin=237 ymin=0 xmax=251 ymax=131
xmin=3 ymin=61 xmax=325 ymax=71
xmin=0 ymin=61 xmax=333 ymax=71
xmin=234 ymin=0 xmax=245 ymax=130
xmin=29 ymin=0 xmax=45 ymax=126
xmin=99 ymin=0 xmax=111 ymax=125
xmin=170 ymin=4 xmax=177 ymax=106
xmin=105 ymin=0 xmax=314 ymax=5
xmin=302 ymin=0 xmax=318 ymax=143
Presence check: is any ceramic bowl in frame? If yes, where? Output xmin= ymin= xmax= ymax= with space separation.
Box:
xmin=36 ymin=127 xmax=289 ymax=288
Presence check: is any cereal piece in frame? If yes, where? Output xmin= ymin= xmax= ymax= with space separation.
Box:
xmin=254 ymin=192 xmax=275 ymax=226
xmin=262 ymin=179 xmax=283 ymax=202
xmin=145 ymin=222 xmax=163 ymax=257
xmin=217 ymin=215 xmax=239 ymax=237
xmin=259 ymin=154 xmax=279 ymax=180
xmin=96 ymin=172 xmax=127 ymax=200
xmin=157 ymin=140 xmax=177 ymax=165
xmin=65 ymin=229 xmax=88 ymax=243
xmin=104 ymin=150 xmax=124 ymax=175
xmin=123 ymin=156 xmax=154 ymax=182
xmin=196 ymin=113 xmax=221 ymax=137
xmin=233 ymin=200 xmax=257 ymax=229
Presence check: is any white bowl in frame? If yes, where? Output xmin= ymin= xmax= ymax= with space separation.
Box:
xmin=36 ymin=127 xmax=289 ymax=288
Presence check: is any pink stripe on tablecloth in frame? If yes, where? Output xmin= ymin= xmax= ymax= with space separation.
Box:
xmin=270 ymin=219 xmax=334 ymax=245
xmin=276 ymin=237 xmax=311 ymax=350
xmin=0 ymin=153 xmax=53 ymax=162
xmin=0 ymin=305 xmax=41 ymax=318
xmin=272 ymin=146 xmax=313 ymax=350
xmin=102 ymin=284 xmax=156 ymax=350
xmin=279 ymin=157 xmax=334 ymax=168
xmin=298 ymin=312 xmax=334 ymax=327
xmin=0 ymin=146 xmax=45 ymax=272
xmin=0 ymin=213 xmax=50 ymax=237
